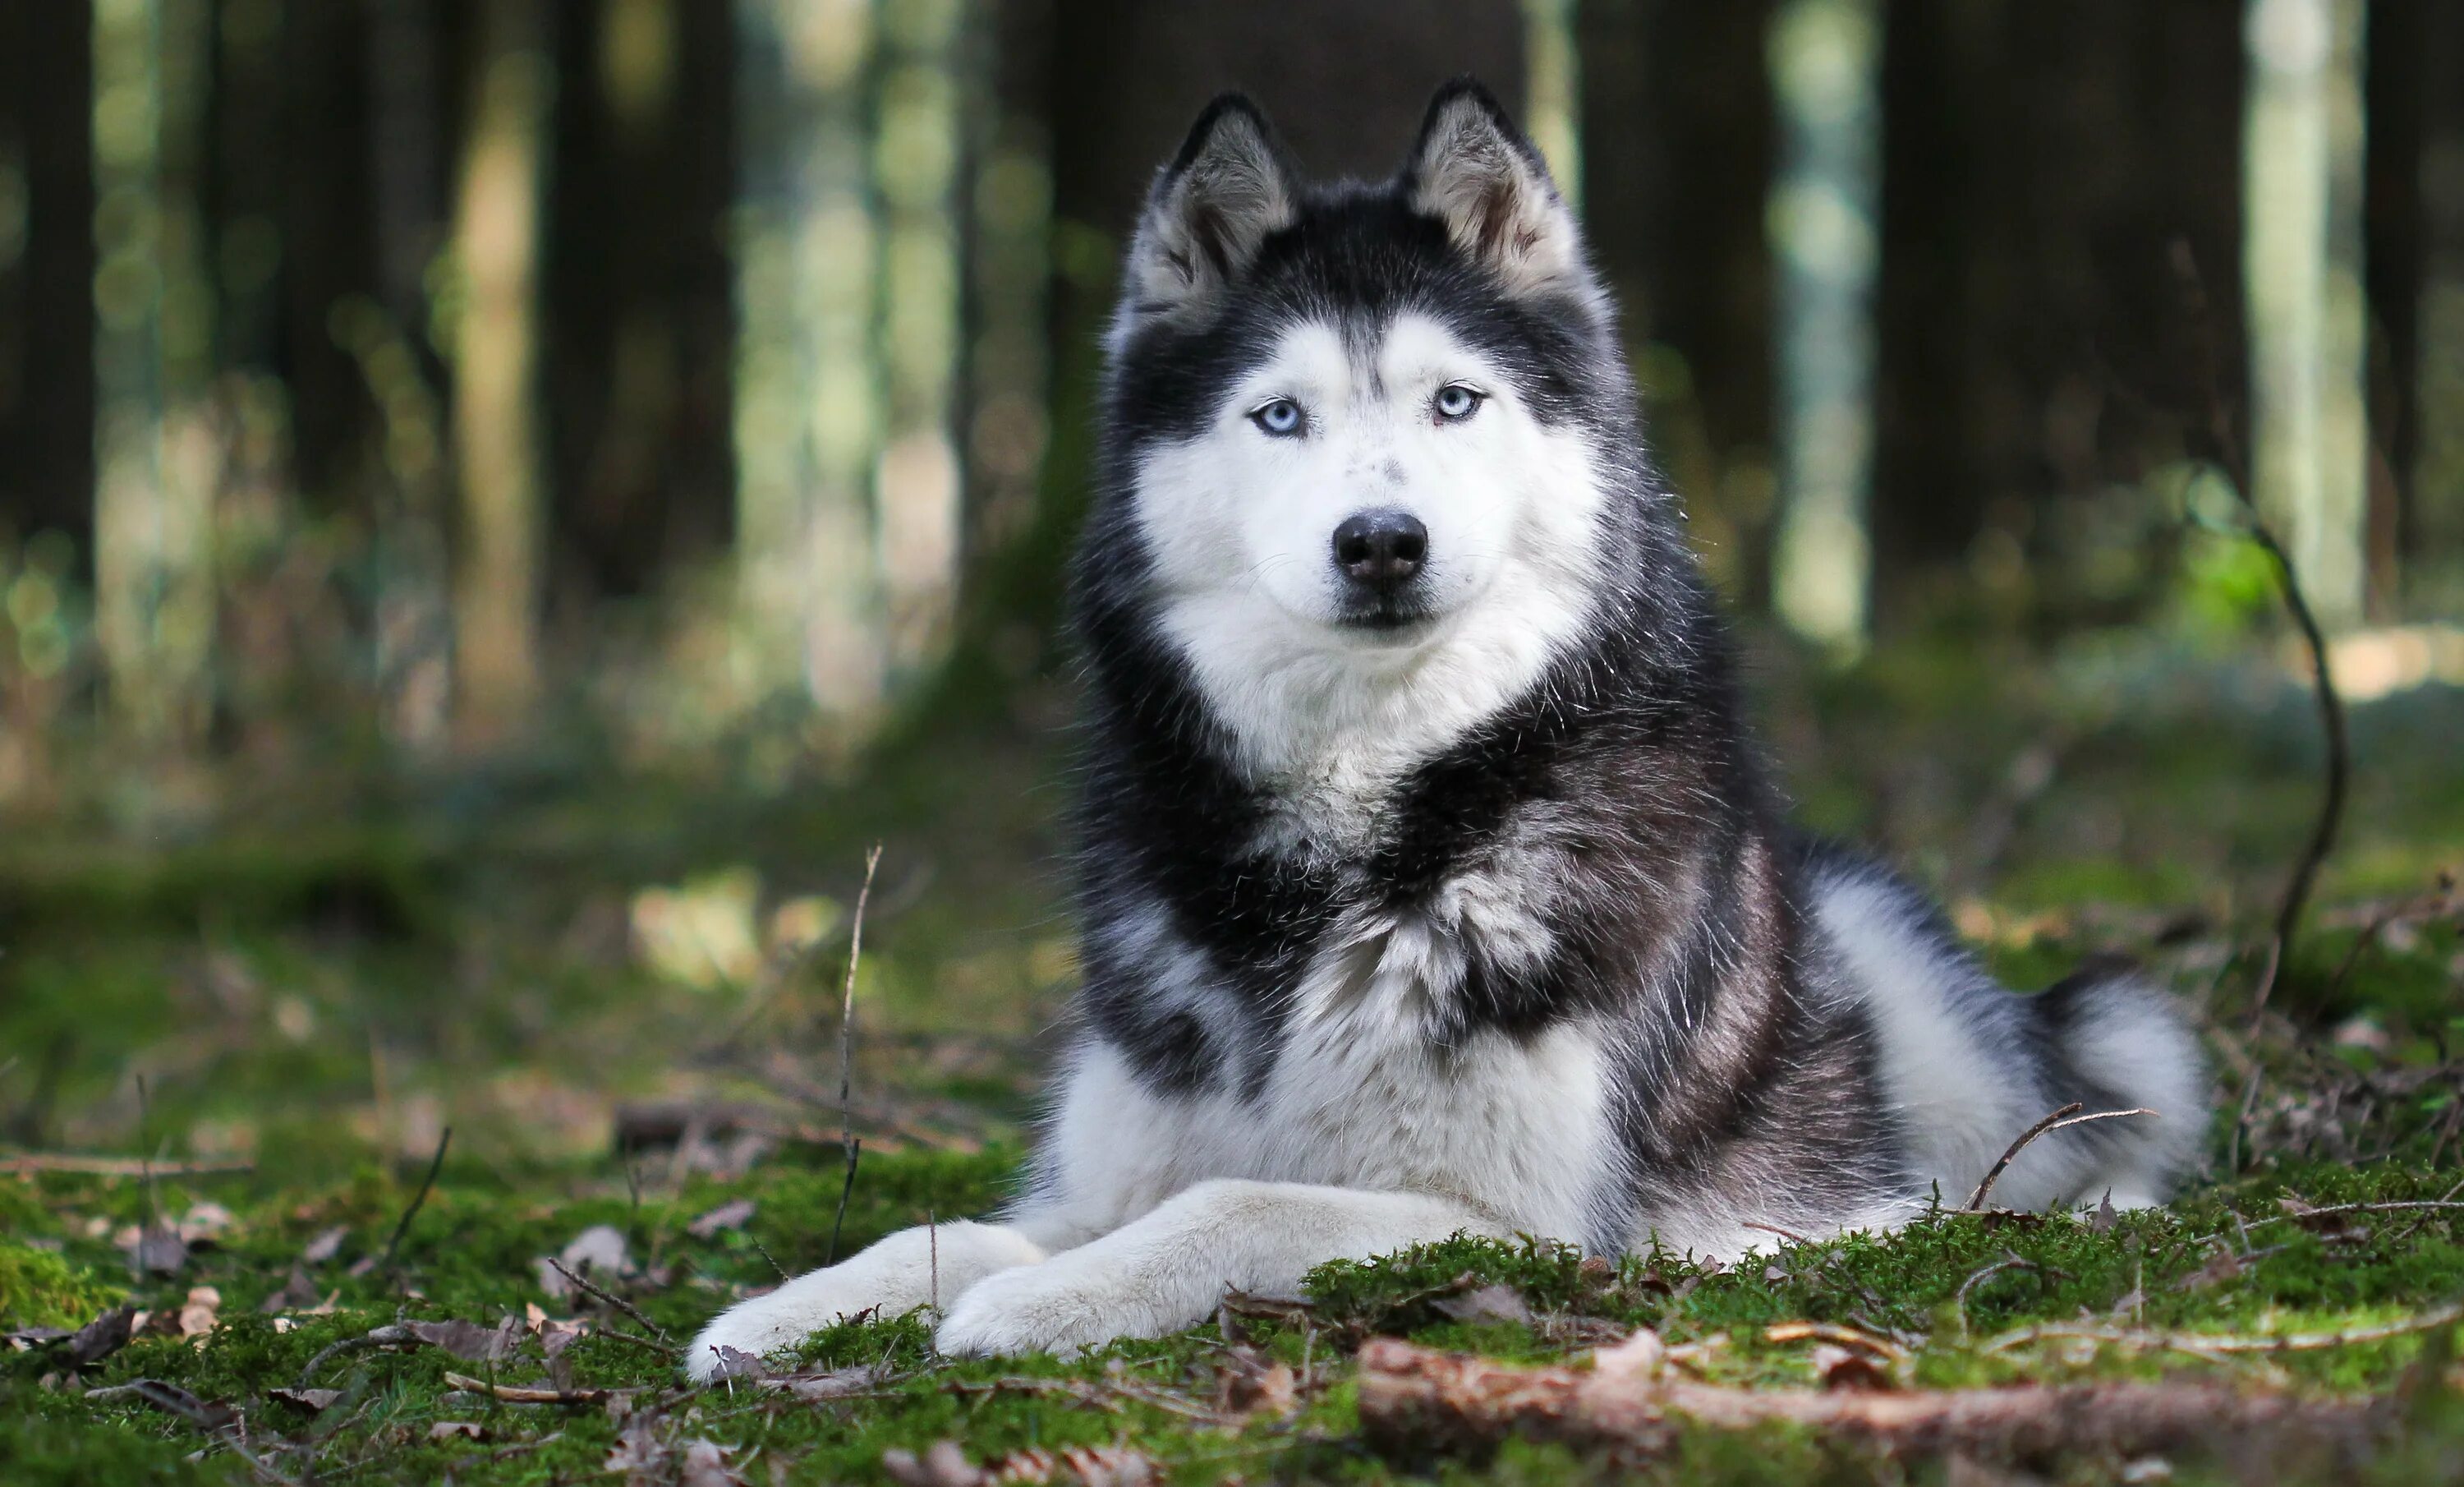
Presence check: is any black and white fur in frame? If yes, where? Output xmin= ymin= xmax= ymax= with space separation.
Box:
xmin=687 ymin=81 xmax=2203 ymax=1375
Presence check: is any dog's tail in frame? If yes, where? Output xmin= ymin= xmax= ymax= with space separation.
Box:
xmin=2027 ymin=957 xmax=2208 ymax=1208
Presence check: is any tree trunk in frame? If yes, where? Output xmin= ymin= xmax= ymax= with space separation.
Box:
xmin=2 ymin=0 xmax=97 ymax=566
xmin=1579 ymin=0 xmax=1777 ymax=605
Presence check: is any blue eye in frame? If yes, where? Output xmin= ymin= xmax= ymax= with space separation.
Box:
xmin=1252 ymin=398 xmax=1304 ymax=436
xmin=1434 ymin=384 xmax=1484 ymax=421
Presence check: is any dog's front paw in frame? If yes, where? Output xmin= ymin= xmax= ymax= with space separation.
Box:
xmin=685 ymin=1222 xmax=1048 ymax=1381
xmin=933 ymin=1253 xmax=1198 ymax=1357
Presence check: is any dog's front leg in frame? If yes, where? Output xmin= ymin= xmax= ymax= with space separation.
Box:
xmin=935 ymin=1180 xmax=1501 ymax=1356
xmin=687 ymin=1220 xmax=1045 ymax=1379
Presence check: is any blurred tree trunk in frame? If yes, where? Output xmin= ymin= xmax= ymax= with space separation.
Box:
xmin=2364 ymin=0 xmax=2464 ymax=606
xmin=0 ymin=0 xmax=96 ymax=565
xmin=545 ymin=0 xmax=734 ymax=605
xmin=281 ymin=0 xmax=382 ymax=511
xmin=358 ymin=0 xmax=456 ymax=746
xmin=1579 ymin=0 xmax=1777 ymax=605
xmin=94 ymin=0 xmax=218 ymax=742
xmin=2402 ymin=0 xmax=2464 ymax=597
xmin=732 ymin=0 xmax=883 ymax=716
xmin=450 ymin=0 xmax=553 ymax=744
xmin=873 ymin=0 xmax=965 ymax=685
xmin=1870 ymin=0 xmax=2246 ymax=628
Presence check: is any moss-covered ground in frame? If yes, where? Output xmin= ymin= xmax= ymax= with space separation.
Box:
xmin=4 ymin=632 xmax=2462 ymax=1483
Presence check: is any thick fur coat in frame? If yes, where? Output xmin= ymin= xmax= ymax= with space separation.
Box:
xmin=687 ymin=81 xmax=2204 ymax=1376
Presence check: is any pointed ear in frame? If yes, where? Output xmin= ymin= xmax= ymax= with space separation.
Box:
xmin=1120 ymin=94 xmax=1299 ymax=328
xmin=1403 ymin=79 xmax=1588 ymax=302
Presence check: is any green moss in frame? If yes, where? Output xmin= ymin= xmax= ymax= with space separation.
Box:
xmin=0 ymin=1243 xmax=124 ymax=1330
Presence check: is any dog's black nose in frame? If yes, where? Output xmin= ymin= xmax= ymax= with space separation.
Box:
xmin=1331 ymin=510 xmax=1427 ymax=588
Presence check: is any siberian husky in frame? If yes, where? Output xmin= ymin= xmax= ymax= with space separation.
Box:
xmin=687 ymin=79 xmax=2203 ymax=1376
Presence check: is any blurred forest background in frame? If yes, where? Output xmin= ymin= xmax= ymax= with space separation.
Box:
xmin=0 ymin=0 xmax=2460 ymax=1171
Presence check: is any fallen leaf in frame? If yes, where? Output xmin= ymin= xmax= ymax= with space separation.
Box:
xmin=301 ymin=1225 xmax=350 ymax=1264
xmin=885 ymin=1441 xmax=988 ymax=1487
xmin=268 ymin=1388 xmax=342 ymax=1413
xmin=560 ymin=1223 xmax=632 ymax=1276
xmin=1216 ymin=1351 xmax=1296 ymax=1417
xmin=132 ymin=1225 xmax=188 ymax=1278
xmin=177 ymin=1202 xmax=237 ymax=1245
xmin=765 ymin=1364 xmax=881 ymax=1402
xmin=406 ymin=1317 xmax=522 ymax=1362
xmin=701 ymin=1344 xmax=766 ymax=1383
xmin=687 ymin=1199 xmax=756 ymax=1239
xmin=1591 ymin=1328 xmax=1665 ymax=1382
xmin=606 ymin=1419 xmax=669 ymax=1480
xmin=430 ymin=1420 xmax=488 ymax=1442
xmin=66 ymin=1307 xmax=136 ymax=1369
xmin=681 ymin=1439 xmax=749 ymax=1487
xmin=1810 ymin=1343 xmax=1895 ymax=1392
xmin=1432 ymin=1283 xmax=1534 ymax=1327
xmin=176 ymin=1287 xmax=221 ymax=1338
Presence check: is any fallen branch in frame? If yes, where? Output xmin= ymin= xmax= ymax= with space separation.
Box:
xmin=1354 ymin=1337 xmax=2384 ymax=1463
xmin=0 ymin=1152 xmax=254 ymax=1177
xmin=440 ymin=1370 xmax=612 ymax=1406
xmin=1963 ymin=1105 xmax=2155 ymax=1212
xmin=1985 ymin=1298 xmax=2464 ymax=1357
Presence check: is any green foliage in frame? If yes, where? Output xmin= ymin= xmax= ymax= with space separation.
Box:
xmin=0 ymin=1243 xmax=124 ymax=1331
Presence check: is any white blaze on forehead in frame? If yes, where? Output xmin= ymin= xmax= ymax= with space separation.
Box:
xmin=1127 ymin=310 xmax=1612 ymax=817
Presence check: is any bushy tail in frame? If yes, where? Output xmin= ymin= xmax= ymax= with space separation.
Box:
xmin=2030 ymin=960 xmax=2209 ymax=1206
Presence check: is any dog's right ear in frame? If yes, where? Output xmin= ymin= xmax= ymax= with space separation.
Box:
xmin=1120 ymin=94 xmax=1297 ymax=329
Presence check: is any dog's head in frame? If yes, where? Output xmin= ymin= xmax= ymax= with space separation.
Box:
xmin=1084 ymin=81 xmax=1657 ymax=780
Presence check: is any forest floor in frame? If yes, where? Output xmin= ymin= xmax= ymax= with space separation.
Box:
xmin=4 ymin=626 xmax=2463 ymax=1485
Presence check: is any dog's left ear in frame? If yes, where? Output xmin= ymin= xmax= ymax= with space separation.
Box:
xmin=1404 ymin=79 xmax=1587 ymax=302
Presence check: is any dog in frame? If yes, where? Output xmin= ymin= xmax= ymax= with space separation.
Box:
xmin=686 ymin=79 xmax=2204 ymax=1378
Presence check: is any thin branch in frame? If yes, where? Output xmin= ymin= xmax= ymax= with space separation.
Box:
xmin=1985 ymin=1298 xmax=2464 ymax=1356
xmin=1355 ymin=1338 xmax=2383 ymax=1462
xmin=441 ymin=1370 xmax=613 ymax=1406
xmin=0 ymin=1152 xmax=253 ymax=1177
xmin=545 ymin=1257 xmax=674 ymax=1351
xmin=827 ymin=844 xmax=882 ymax=1264
xmin=1962 ymin=1104 xmax=2155 ymax=1212
xmin=2168 ymin=240 xmax=2350 ymax=1020
xmin=378 ymin=1126 xmax=451 ymax=1274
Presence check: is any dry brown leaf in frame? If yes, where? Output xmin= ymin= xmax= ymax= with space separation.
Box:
xmin=267 ymin=1387 xmax=342 ymax=1413
xmin=301 ymin=1224 xmax=349 ymax=1264
xmin=1432 ymin=1283 xmax=1533 ymax=1327
xmin=176 ymin=1287 xmax=221 ymax=1338
xmin=681 ymin=1439 xmax=750 ymax=1487
xmin=885 ymin=1441 xmax=989 ymax=1487
xmin=406 ymin=1316 xmax=522 ymax=1361
xmin=687 ymin=1198 xmax=756 ymax=1238
xmin=430 ymin=1420 xmax=488 ymax=1442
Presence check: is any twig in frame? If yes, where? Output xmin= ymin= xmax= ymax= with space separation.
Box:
xmin=1986 ymin=1298 xmax=2464 ymax=1356
xmin=1952 ymin=1253 xmax=2048 ymax=1331
xmin=297 ymin=1324 xmax=416 ymax=1391
xmin=441 ymin=1370 xmax=613 ymax=1406
xmin=1739 ymin=1221 xmax=1818 ymax=1249
xmin=378 ymin=1126 xmax=451 ymax=1273
xmin=827 ymin=1139 xmax=863 ymax=1267
xmin=1355 ymin=1338 xmax=2383 ymax=1461
xmin=1963 ymin=1105 xmax=2154 ymax=1211
xmin=2252 ymin=1200 xmax=2464 ymax=1229
xmin=0 ymin=1152 xmax=253 ymax=1177
xmin=827 ymin=844 xmax=882 ymax=1264
xmin=545 ymin=1257 xmax=675 ymax=1351
xmin=1762 ymin=1321 xmax=1910 ymax=1362
xmin=2169 ymin=241 xmax=2350 ymax=1020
